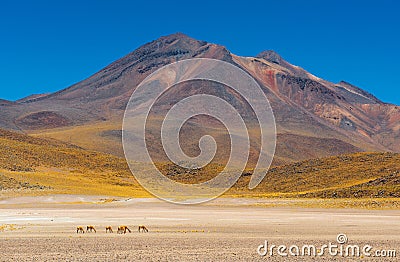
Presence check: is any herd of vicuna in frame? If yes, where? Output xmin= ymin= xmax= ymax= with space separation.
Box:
xmin=76 ymin=225 xmax=148 ymax=234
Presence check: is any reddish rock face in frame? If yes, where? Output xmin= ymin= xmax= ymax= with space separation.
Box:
xmin=16 ymin=111 xmax=71 ymax=129
xmin=0 ymin=33 xmax=398 ymax=163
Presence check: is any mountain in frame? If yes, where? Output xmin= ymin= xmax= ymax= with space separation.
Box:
xmin=0 ymin=33 xmax=399 ymax=166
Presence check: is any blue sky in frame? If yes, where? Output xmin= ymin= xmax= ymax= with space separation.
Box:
xmin=1 ymin=0 xmax=399 ymax=104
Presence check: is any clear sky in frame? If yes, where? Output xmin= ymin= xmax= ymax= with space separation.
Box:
xmin=1 ymin=0 xmax=399 ymax=104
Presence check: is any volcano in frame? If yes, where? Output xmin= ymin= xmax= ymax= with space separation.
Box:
xmin=0 ymin=33 xmax=398 ymax=166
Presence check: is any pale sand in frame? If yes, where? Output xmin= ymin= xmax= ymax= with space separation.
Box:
xmin=0 ymin=195 xmax=399 ymax=261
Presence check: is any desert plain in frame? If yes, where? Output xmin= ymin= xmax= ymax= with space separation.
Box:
xmin=0 ymin=195 xmax=399 ymax=261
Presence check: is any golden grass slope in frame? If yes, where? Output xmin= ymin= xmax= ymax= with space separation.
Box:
xmin=28 ymin=120 xmax=125 ymax=157
xmin=0 ymin=128 xmax=399 ymax=202
xmin=0 ymin=128 xmax=148 ymax=197
xmin=232 ymin=152 xmax=400 ymax=198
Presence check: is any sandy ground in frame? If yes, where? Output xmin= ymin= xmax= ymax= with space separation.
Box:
xmin=0 ymin=195 xmax=399 ymax=261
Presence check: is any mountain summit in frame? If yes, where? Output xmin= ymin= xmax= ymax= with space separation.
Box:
xmin=0 ymin=33 xmax=398 ymax=164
